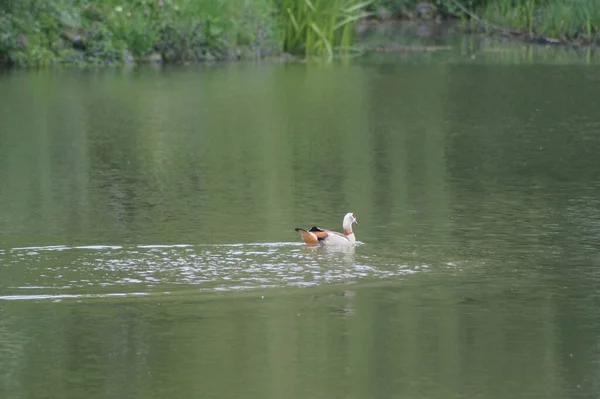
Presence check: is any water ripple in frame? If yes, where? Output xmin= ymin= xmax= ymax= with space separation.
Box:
xmin=1 ymin=243 xmax=427 ymax=300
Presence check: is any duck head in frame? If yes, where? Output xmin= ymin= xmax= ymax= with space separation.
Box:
xmin=343 ymin=212 xmax=358 ymax=234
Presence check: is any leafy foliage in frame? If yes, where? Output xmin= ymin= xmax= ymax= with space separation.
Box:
xmin=0 ymin=0 xmax=280 ymax=67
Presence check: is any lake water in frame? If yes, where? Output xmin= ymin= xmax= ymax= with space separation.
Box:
xmin=2 ymin=27 xmax=600 ymax=398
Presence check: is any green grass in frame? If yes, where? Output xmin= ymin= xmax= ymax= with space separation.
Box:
xmin=367 ymin=0 xmax=600 ymax=43
xmin=476 ymin=0 xmax=599 ymax=41
xmin=279 ymin=0 xmax=372 ymax=60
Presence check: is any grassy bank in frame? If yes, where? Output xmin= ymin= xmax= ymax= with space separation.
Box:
xmin=0 ymin=0 xmax=374 ymax=67
xmin=368 ymin=0 xmax=600 ymax=44
xmin=0 ymin=0 xmax=281 ymax=67
xmin=1 ymin=0 xmax=599 ymax=68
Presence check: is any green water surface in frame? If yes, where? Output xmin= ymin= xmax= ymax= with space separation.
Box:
xmin=1 ymin=32 xmax=600 ymax=398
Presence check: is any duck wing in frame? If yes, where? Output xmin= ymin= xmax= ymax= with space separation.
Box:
xmin=295 ymin=225 xmax=353 ymax=246
xmin=311 ymin=227 xmax=353 ymax=245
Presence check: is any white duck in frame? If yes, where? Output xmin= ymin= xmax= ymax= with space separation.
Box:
xmin=295 ymin=213 xmax=358 ymax=246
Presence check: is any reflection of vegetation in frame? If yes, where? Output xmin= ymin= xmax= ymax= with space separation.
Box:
xmin=2 ymin=49 xmax=599 ymax=251
xmin=358 ymin=21 xmax=600 ymax=65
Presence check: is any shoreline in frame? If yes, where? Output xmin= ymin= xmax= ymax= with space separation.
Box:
xmin=2 ymin=0 xmax=599 ymax=69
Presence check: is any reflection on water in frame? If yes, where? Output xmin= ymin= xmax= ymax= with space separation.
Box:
xmin=359 ymin=21 xmax=600 ymax=65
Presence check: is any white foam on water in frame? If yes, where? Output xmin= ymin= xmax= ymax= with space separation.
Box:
xmin=0 ymin=292 xmax=149 ymax=301
xmin=137 ymin=244 xmax=193 ymax=249
xmin=75 ymin=245 xmax=123 ymax=250
xmin=11 ymin=245 xmax=69 ymax=252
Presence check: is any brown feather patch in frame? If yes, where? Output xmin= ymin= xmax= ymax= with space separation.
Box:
xmin=295 ymin=228 xmax=319 ymax=245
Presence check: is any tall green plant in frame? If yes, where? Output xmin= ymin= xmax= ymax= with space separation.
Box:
xmin=279 ymin=0 xmax=372 ymax=60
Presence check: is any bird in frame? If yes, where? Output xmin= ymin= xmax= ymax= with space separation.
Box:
xmin=295 ymin=213 xmax=358 ymax=246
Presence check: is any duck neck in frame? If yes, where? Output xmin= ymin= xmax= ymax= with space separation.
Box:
xmin=343 ymin=223 xmax=353 ymax=236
